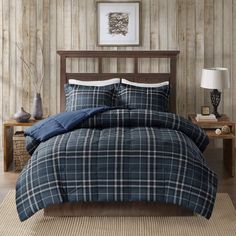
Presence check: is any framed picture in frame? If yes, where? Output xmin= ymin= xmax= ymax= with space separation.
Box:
xmin=201 ymin=106 xmax=210 ymax=116
xmin=97 ymin=1 xmax=141 ymax=46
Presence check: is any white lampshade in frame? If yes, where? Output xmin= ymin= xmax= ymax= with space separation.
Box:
xmin=201 ymin=67 xmax=230 ymax=90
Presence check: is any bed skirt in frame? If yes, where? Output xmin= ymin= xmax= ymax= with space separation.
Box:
xmin=44 ymin=202 xmax=194 ymax=217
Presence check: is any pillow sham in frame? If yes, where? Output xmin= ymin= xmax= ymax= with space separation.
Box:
xmin=69 ymin=78 xmax=120 ymax=86
xmin=121 ymin=79 xmax=169 ymax=88
xmin=64 ymin=84 xmax=115 ymax=111
xmin=117 ymin=83 xmax=170 ymax=112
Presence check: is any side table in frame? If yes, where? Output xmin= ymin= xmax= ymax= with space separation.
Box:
xmin=3 ymin=119 xmax=38 ymax=171
xmin=188 ymin=114 xmax=235 ymax=177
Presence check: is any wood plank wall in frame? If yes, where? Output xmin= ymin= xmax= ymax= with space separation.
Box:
xmin=0 ymin=0 xmax=236 ymax=148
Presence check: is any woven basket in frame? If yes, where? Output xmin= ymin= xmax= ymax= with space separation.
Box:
xmin=13 ymin=131 xmax=30 ymax=171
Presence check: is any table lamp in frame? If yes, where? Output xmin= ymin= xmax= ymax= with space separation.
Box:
xmin=201 ymin=68 xmax=230 ymax=118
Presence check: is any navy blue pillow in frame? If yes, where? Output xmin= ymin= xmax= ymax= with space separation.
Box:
xmin=64 ymin=84 xmax=115 ymax=111
xmin=116 ymin=84 xmax=170 ymax=112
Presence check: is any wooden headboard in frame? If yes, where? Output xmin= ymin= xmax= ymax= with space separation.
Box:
xmin=57 ymin=50 xmax=180 ymax=113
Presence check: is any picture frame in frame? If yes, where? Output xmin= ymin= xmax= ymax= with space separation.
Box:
xmin=201 ymin=106 xmax=210 ymax=116
xmin=97 ymin=1 xmax=141 ymax=46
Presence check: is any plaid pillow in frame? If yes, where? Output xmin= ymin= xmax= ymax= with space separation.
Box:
xmin=64 ymin=84 xmax=115 ymax=111
xmin=116 ymin=83 xmax=170 ymax=112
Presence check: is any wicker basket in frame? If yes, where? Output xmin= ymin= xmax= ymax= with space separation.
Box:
xmin=13 ymin=131 xmax=30 ymax=171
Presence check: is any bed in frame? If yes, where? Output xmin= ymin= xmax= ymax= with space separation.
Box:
xmin=15 ymin=50 xmax=217 ymax=221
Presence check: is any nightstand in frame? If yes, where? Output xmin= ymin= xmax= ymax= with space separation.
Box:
xmin=188 ymin=114 xmax=235 ymax=177
xmin=3 ymin=119 xmax=39 ymax=171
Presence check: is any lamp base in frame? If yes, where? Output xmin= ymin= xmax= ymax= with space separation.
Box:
xmin=210 ymin=89 xmax=221 ymax=118
xmin=213 ymin=110 xmax=221 ymax=118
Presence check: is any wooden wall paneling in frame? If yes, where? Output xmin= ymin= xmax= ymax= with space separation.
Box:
xmin=177 ymin=0 xmax=187 ymax=116
xmin=186 ymin=0 xmax=196 ymax=114
xmin=42 ymin=0 xmax=50 ymax=116
xmin=150 ymin=0 xmax=159 ymax=73
xmin=94 ymin=0 xmax=103 ymax=73
xmin=36 ymin=0 xmax=43 ymax=109
xmin=204 ymin=0 xmax=214 ymax=108
xmin=139 ymin=0 xmax=150 ymax=74
xmin=117 ymin=48 xmax=126 ymax=74
xmin=56 ymin=0 xmax=64 ymax=112
xmin=15 ymin=0 xmax=22 ymax=136
xmin=102 ymin=46 xmax=118 ymax=73
xmin=124 ymin=2 xmax=134 ymax=74
xmin=116 ymin=0 xmax=128 ymax=73
xmin=71 ymin=0 xmax=79 ymax=73
xmin=213 ymin=0 xmax=223 ymax=114
xmin=168 ymin=0 xmax=177 ymax=108
xmin=0 ymin=0 xmax=3 ymax=147
xmin=64 ymin=0 xmax=72 ymax=73
xmin=123 ymin=45 xmax=134 ymax=74
xmin=195 ymin=0 xmax=204 ymax=114
xmin=167 ymin=0 xmax=177 ymax=50
xmin=223 ymin=0 xmax=233 ymax=118
xmin=29 ymin=0 xmax=37 ymax=114
xmin=22 ymin=0 xmax=30 ymax=112
xmin=158 ymin=0 xmax=167 ymax=73
xmin=109 ymin=49 xmax=118 ymax=73
xmin=123 ymin=0 xmax=136 ymax=74
xmin=112 ymin=3 xmax=127 ymax=73
xmin=86 ymin=0 xmax=96 ymax=73
xmin=109 ymin=47 xmax=117 ymax=73
xmin=78 ymin=0 xmax=87 ymax=74
xmin=49 ymin=0 xmax=57 ymax=114
xmin=15 ymin=0 xmax=23 ymax=126
xmin=36 ymin=0 xmax=47 ymax=116
xmin=9 ymin=0 xmax=16 ymax=117
xmin=94 ymin=0 xmax=106 ymax=74
xmin=2 ymin=0 xmax=10 ymax=120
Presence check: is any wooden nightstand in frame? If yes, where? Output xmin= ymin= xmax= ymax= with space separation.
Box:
xmin=3 ymin=119 xmax=39 ymax=171
xmin=188 ymin=114 xmax=235 ymax=177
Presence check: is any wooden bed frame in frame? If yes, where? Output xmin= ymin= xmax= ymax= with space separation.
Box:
xmin=44 ymin=50 xmax=191 ymax=217
xmin=57 ymin=50 xmax=180 ymax=113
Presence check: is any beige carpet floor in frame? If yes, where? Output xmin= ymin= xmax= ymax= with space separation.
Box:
xmin=0 ymin=192 xmax=236 ymax=236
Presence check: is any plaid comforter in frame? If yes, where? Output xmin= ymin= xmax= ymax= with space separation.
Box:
xmin=16 ymin=109 xmax=217 ymax=221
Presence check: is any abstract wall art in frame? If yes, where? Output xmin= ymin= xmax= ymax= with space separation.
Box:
xmin=97 ymin=2 xmax=141 ymax=46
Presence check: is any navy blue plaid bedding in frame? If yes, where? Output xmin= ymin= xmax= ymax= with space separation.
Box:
xmin=24 ymin=107 xmax=110 ymax=142
xmin=65 ymin=84 xmax=116 ymax=111
xmin=16 ymin=109 xmax=217 ymax=221
xmin=117 ymin=84 xmax=170 ymax=112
